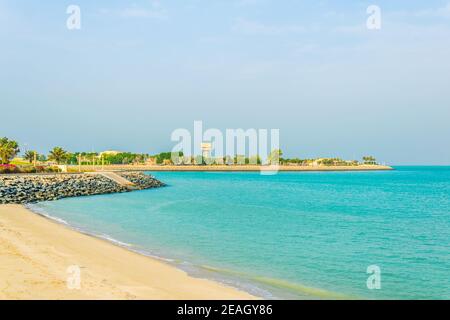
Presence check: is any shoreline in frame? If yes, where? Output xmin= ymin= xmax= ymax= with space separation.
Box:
xmin=66 ymin=164 xmax=393 ymax=172
xmin=0 ymin=204 xmax=257 ymax=300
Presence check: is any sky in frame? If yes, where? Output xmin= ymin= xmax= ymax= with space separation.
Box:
xmin=1 ymin=0 xmax=449 ymax=164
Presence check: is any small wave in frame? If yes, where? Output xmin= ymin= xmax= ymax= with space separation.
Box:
xmin=26 ymin=204 xmax=69 ymax=225
xmin=96 ymin=234 xmax=132 ymax=247
xmin=253 ymin=276 xmax=355 ymax=300
xmin=200 ymin=264 xmax=354 ymax=300
xmin=128 ymin=247 xmax=178 ymax=263
xmin=194 ymin=265 xmax=275 ymax=299
xmin=25 ymin=204 xmax=178 ymax=263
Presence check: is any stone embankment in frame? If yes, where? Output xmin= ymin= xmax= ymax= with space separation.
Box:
xmin=0 ymin=172 xmax=165 ymax=204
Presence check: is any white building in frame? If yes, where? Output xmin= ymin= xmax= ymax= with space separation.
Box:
xmin=201 ymin=142 xmax=212 ymax=159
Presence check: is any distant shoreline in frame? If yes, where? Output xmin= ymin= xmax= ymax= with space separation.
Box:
xmin=66 ymin=164 xmax=393 ymax=172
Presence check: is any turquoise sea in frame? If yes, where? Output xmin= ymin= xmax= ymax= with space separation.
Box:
xmin=30 ymin=166 xmax=450 ymax=299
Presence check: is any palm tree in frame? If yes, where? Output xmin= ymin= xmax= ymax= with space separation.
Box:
xmin=48 ymin=147 xmax=68 ymax=164
xmin=362 ymin=156 xmax=377 ymax=165
xmin=0 ymin=137 xmax=20 ymax=164
xmin=24 ymin=150 xmax=38 ymax=163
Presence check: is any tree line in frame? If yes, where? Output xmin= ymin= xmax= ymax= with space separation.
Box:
xmin=0 ymin=138 xmax=151 ymax=165
xmin=0 ymin=137 xmax=378 ymax=166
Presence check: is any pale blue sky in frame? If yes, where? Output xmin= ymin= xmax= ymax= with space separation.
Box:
xmin=1 ymin=0 xmax=449 ymax=164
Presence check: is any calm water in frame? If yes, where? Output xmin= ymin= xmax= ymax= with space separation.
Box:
xmin=31 ymin=167 xmax=450 ymax=299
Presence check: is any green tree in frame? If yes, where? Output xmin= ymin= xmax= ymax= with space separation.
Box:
xmin=48 ymin=147 xmax=69 ymax=164
xmin=362 ymin=156 xmax=377 ymax=165
xmin=224 ymin=155 xmax=234 ymax=165
xmin=102 ymin=152 xmax=148 ymax=165
xmin=151 ymin=151 xmax=182 ymax=165
xmin=0 ymin=137 xmax=20 ymax=164
xmin=247 ymin=155 xmax=261 ymax=165
xmin=24 ymin=150 xmax=38 ymax=163
xmin=267 ymin=149 xmax=283 ymax=165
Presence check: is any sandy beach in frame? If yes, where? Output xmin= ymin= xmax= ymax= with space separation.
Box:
xmin=0 ymin=204 xmax=255 ymax=300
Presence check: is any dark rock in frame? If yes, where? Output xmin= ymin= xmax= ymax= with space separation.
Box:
xmin=0 ymin=172 xmax=165 ymax=204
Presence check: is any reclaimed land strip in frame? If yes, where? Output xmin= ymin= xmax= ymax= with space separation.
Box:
xmin=68 ymin=164 xmax=393 ymax=172
xmin=0 ymin=172 xmax=165 ymax=204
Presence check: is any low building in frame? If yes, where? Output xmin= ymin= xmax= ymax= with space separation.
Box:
xmin=201 ymin=142 xmax=212 ymax=159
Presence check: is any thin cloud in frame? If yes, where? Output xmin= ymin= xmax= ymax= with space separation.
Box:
xmin=235 ymin=0 xmax=262 ymax=7
xmin=391 ymin=2 xmax=450 ymax=19
xmin=100 ymin=1 xmax=168 ymax=20
xmin=120 ymin=7 xmax=167 ymax=19
xmin=232 ymin=18 xmax=305 ymax=36
xmin=429 ymin=2 xmax=450 ymax=18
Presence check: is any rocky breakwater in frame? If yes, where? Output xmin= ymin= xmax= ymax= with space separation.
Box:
xmin=0 ymin=172 xmax=165 ymax=204
xmin=118 ymin=171 xmax=165 ymax=189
